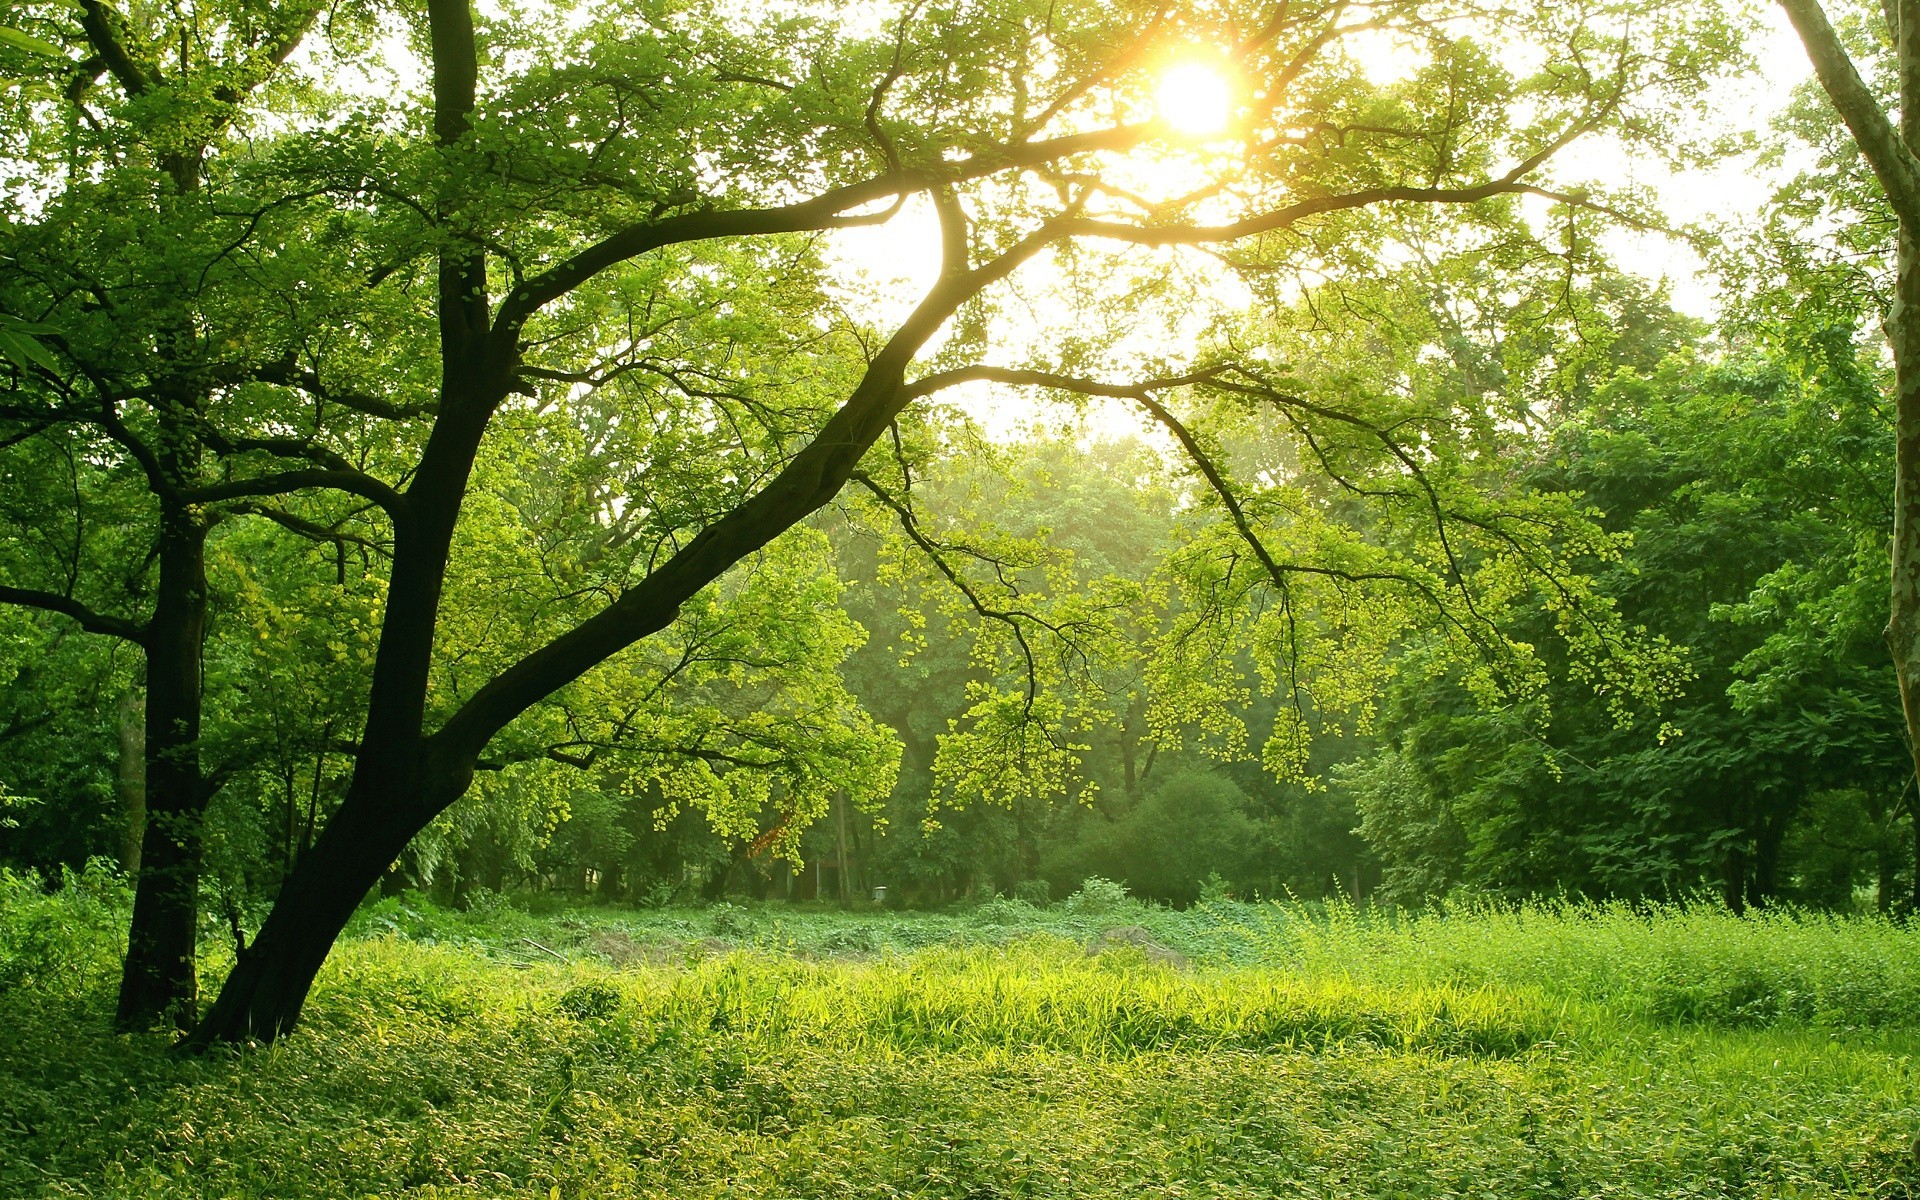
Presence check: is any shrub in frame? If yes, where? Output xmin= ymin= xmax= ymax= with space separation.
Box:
xmin=1063 ymin=876 xmax=1132 ymax=915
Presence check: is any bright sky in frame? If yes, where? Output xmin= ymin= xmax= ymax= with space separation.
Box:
xmin=822 ymin=5 xmax=1820 ymax=441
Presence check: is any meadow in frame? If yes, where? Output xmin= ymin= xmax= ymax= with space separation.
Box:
xmin=2 ymin=869 xmax=1918 ymax=1198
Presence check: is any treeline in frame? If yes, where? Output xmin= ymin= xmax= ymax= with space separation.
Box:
xmin=421 ymin=341 xmax=1914 ymax=913
xmin=6 ymin=332 xmax=1909 ymax=915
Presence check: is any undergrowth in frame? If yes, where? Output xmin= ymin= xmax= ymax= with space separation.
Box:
xmin=2 ymin=873 xmax=1918 ymax=1197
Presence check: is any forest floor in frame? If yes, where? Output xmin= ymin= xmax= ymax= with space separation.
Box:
xmin=3 ymin=874 xmax=1920 ymax=1197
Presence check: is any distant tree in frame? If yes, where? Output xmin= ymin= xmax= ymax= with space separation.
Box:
xmin=1351 ymin=352 xmax=1910 ymax=908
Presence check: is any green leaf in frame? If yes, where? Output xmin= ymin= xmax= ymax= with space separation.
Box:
xmin=0 ymin=328 xmax=57 ymax=372
xmin=0 ymin=27 xmax=64 ymax=57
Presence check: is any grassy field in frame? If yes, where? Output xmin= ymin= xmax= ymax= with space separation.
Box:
xmin=3 ymin=871 xmax=1919 ymax=1198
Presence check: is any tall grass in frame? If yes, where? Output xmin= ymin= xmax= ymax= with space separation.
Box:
xmin=347 ymin=887 xmax=1920 ymax=1030
xmin=1225 ymin=896 xmax=1920 ymax=1027
xmin=3 ymin=880 xmax=1919 ymax=1197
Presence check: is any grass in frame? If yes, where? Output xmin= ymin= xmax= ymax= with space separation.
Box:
xmin=2 ymin=871 xmax=1918 ymax=1197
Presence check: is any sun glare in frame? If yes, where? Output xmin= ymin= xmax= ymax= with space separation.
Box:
xmin=1156 ymin=60 xmax=1233 ymax=137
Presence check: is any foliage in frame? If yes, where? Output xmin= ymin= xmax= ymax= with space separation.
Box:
xmin=1347 ymin=349 xmax=1912 ymax=909
xmin=1044 ymin=769 xmax=1263 ymax=905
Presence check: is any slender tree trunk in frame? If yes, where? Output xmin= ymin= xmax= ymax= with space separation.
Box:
xmin=1886 ymin=220 xmax=1920 ymax=835
xmin=1751 ymin=813 xmax=1786 ymax=909
xmin=115 ymin=684 xmax=145 ymax=875
xmin=115 ymin=502 xmax=208 ymax=1030
xmin=1878 ymin=837 xmax=1897 ymax=913
xmin=1016 ymin=804 xmax=1040 ymax=885
xmin=1911 ymin=804 xmax=1920 ymax=912
xmin=834 ymin=791 xmax=850 ymax=904
xmin=1723 ymin=842 xmax=1747 ymax=915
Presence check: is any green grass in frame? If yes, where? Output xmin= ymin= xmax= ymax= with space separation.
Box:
xmin=3 ymin=872 xmax=1919 ymax=1197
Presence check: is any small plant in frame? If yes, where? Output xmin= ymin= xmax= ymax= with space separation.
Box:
xmin=972 ymin=896 xmax=1038 ymax=926
xmin=636 ymin=878 xmax=680 ymax=909
xmin=461 ymin=886 xmax=519 ymax=920
xmin=556 ymin=981 xmax=623 ymax=1021
xmin=822 ymin=924 xmax=880 ymax=954
xmin=1198 ymin=872 xmax=1235 ymax=905
xmin=1064 ymin=876 xmax=1132 ymax=915
xmin=707 ymin=902 xmax=749 ymax=937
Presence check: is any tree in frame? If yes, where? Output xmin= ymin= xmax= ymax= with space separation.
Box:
xmin=0 ymin=0 xmax=411 ymax=1027
xmin=1778 ymin=0 xmax=1920 ymax=801
xmin=1348 ymin=351 xmax=1910 ymax=908
xmin=0 ymin=0 xmax=1740 ymax=1044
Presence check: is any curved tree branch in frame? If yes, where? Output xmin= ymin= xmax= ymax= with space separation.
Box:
xmin=0 ymin=585 xmax=147 ymax=644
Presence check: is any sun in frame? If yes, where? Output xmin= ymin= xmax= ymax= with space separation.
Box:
xmin=1156 ymin=60 xmax=1234 ymax=137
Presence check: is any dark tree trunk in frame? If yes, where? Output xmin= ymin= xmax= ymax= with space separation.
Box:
xmin=186 ymin=776 xmax=450 ymax=1046
xmin=1722 ymin=842 xmax=1747 ymax=915
xmin=115 ymin=503 xmax=208 ymax=1030
xmin=188 ymin=331 xmax=501 ymax=1045
xmin=1878 ymin=840 xmax=1897 ymax=913
xmin=187 ymin=0 xmax=1012 ymax=1045
xmin=115 ymin=684 xmax=145 ymax=875
xmin=1750 ymin=815 xmax=1786 ymax=909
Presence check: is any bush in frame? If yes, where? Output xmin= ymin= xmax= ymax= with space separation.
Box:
xmin=1063 ymin=876 xmax=1132 ymax=915
xmin=1044 ymin=769 xmax=1262 ymax=905
xmin=1012 ymin=879 xmax=1052 ymax=906
xmin=0 ymin=861 xmax=126 ymax=997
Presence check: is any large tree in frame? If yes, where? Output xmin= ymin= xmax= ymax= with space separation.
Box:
xmin=1778 ymin=0 xmax=1920 ymax=799
xmin=2 ymin=0 xmax=1737 ymax=1045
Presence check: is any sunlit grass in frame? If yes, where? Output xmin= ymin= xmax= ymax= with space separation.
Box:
xmin=3 ymin=874 xmax=1918 ymax=1197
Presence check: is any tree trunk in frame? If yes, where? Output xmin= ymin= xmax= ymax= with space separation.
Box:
xmin=834 ymin=790 xmax=851 ymax=904
xmin=1722 ymin=841 xmax=1747 ymax=915
xmin=115 ymin=684 xmax=145 ymax=875
xmin=115 ymin=504 xmax=208 ymax=1030
xmin=1887 ymin=220 xmax=1920 ymax=850
xmin=1778 ymin=0 xmax=1920 ymax=907
xmin=188 ymin=370 xmax=499 ymax=1046
xmin=1750 ymin=813 xmax=1786 ymax=909
xmin=186 ymin=773 xmax=449 ymax=1047
xmin=1911 ymin=802 xmax=1920 ymax=912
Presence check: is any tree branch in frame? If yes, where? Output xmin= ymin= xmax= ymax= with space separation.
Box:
xmin=185 ymin=468 xmax=409 ymax=521
xmin=75 ymin=0 xmax=155 ymax=97
xmin=429 ymin=217 xmax=1069 ymax=763
xmin=0 ymin=585 xmax=146 ymax=644
xmin=1057 ymin=180 xmax=1627 ymax=246
xmin=491 ymin=124 xmax=1149 ymax=333
xmin=1779 ymin=0 xmax=1920 ymax=221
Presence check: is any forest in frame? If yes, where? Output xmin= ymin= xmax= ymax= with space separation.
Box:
xmin=4 ymin=0 xmax=1920 ymax=1194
